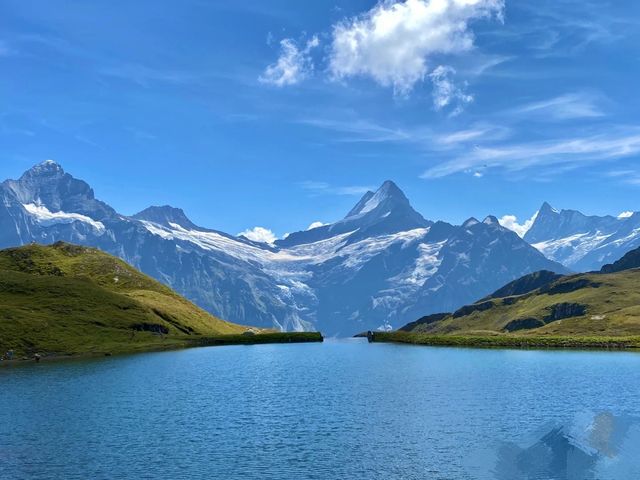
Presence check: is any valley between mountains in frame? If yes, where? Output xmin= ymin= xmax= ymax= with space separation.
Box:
xmin=3 ymin=160 xmax=640 ymax=337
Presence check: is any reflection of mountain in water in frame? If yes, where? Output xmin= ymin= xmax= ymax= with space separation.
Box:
xmin=493 ymin=413 xmax=639 ymax=480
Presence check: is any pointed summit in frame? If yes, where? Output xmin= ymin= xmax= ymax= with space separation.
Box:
xmin=4 ymin=161 xmax=114 ymax=220
xmin=133 ymin=205 xmax=198 ymax=230
xmin=22 ymin=159 xmax=65 ymax=179
xmin=277 ymin=180 xmax=431 ymax=247
xmin=345 ymin=180 xmax=414 ymax=220
xmin=539 ymin=201 xmax=559 ymax=216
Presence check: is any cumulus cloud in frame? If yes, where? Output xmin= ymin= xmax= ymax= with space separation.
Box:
xmin=260 ymin=36 xmax=319 ymax=86
xmin=429 ymin=65 xmax=474 ymax=114
xmin=498 ymin=212 xmax=539 ymax=238
xmin=307 ymin=221 xmax=328 ymax=230
xmin=328 ymin=0 xmax=504 ymax=94
xmin=238 ymin=226 xmax=277 ymax=244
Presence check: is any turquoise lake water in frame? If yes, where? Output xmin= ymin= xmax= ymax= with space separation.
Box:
xmin=1 ymin=339 xmax=640 ymax=479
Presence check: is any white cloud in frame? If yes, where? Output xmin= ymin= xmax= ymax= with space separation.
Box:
xmin=422 ymin=128 xmax=640 ymax=178
xmin=297 ymin=116 xmax=411 ymax=143
xmin=498 ymin=212 xmax=538 ymax=238
xmin=299 ymin=181 xmax=374 ymax=196
xmin=618 ymin=211 xmax=634 ymax=219
xmin=328 ymin=0 xmax=504 ymax=94
xmin=238 ymin=226 xmax=277 ymax=244
xmin=513 ymin=92 xmax=605 ymax=120
xmin=307 ymin=221 xmax=328 ymax=230
xmin=472 ymin=171 xmax=483 ymax=178
xmin=260 ymin=36 xmax=319 ymax=87
xmin=429 ymin=65 xmax=473 ymax=114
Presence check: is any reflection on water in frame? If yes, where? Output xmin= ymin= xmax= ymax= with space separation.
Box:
xmin=491 ymin=412 xmax=640 ymax=479
xmin=1 ymin=340 xmax=639 ymax=479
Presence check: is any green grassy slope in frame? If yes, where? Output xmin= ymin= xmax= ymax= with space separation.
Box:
xmin=398 ymin=252 xmax=640 ymax=342
xmin=0 ymin=242 xmax=255 ymax=358
xmin=412 ymin=270 xmax=640 ymax=337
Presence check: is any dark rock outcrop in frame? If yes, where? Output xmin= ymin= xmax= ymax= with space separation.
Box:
xmin=544 ymin=303 xmax=587 ymax=322
xmin=503 ymin=318 xmax=545 ymax=332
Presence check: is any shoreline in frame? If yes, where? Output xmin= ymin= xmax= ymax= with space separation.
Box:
xmin=367 ymin=331 xmax=640 ymax=351
xmin=0 ymin=332 xmax=323 ymax=367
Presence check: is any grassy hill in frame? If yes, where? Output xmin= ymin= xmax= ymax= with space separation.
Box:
xmin=0 ymin=242 xmax=320 ymax=360
xmin=379 ymin=247 xmax=640 ymax=349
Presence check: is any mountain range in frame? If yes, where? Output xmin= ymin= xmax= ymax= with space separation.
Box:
xmin=523 ymin=202 xmax=640 ymax=271
xmin=2 ymin=160 xmax=633 ymax=336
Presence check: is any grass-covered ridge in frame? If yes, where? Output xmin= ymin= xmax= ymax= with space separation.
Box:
xmin=370 ymin=331 xmax=640 ymax=350
xmin=0 ymin=242 xmax=321 ymax=359
xmin=404 ymin=269 xmax=640 ymax=338
xmin=381 ymin=247 xmax=640 ymax=350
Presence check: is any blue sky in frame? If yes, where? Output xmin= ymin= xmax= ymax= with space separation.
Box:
xmin=1 ymin=0 xmax=640 ymax=240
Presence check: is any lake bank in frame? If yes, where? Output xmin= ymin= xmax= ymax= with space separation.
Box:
xmin=367 ymin=331 xmax=640 ymax=350
xmin=0 ymin=331 xmax=323 ymax=366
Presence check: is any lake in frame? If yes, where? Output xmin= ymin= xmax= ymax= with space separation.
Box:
xmin=2 ymin=339 xmax=640 ymax=479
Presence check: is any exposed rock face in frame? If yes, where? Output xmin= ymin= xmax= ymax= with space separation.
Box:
xmin=452 ymin=301 xmax=495 ymax=318
xmin=544 ymin=303 xmax=587 ymax=322
xmin=503 ymin=318 xmax=545 ymax=332
xmin=543 ymin=278 xmax=601 ymax=295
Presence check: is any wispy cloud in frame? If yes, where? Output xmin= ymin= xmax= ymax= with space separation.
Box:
xmin=511 ymin=92 xmax=605 ymax=120
xmin=429 ymin=66 xmax=473 ymax=115
xmin=100 ymin=63 xmax=209 ymax=87
xmin=296 ymin=116 xmax=412 ymax=143
xmin=488 ymin=0 xmax=638 ymax=58
xmin=422 ymin=128 xmax=640 ymax=178
xmin=299 ymin=181 xmax=374 ymax=196
xmin=434 ymin=125 xmax=510 ymax=146
xmin=607 ymin=168 xmax=640 ymax=187
xmin=259 ymin=36 xmax=319 ymax=87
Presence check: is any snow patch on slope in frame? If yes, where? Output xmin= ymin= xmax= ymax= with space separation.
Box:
xmin=22 ymin=203 xmax=106 ymax=233
xmin=533 ymin=231 xmax=613 ymax=267
xmin=395 ymin=241 xmax=446 ymax=287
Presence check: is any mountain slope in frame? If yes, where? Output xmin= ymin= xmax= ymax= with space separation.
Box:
xmin=0 ymin=161 xmax=569 ymax=336
xmin=0 ymin=242 xmax=249 ymax=357
xmin=401 ymin=246 xmax=640 ymax=337
xmin=523 ymin=202 xmax=640 ymax=271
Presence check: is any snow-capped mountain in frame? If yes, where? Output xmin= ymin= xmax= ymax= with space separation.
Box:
xmin=523 ymin=202 xmax=640 ymax=271
xmin=0 ymin=161 xmax=568 ymax=335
